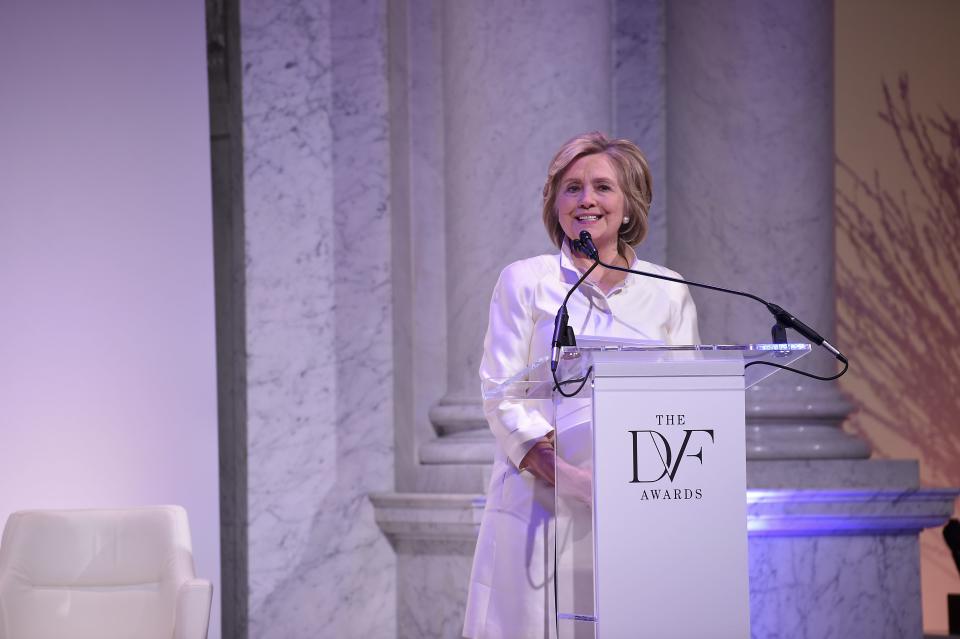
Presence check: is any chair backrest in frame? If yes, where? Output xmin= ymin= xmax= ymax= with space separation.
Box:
xmin=0 ymin=506 xmax=197 ymax=639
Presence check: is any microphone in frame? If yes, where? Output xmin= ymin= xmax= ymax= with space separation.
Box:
xmin=576 ymin=231 xmax=848 ymax=368
xmin=551 ymin=241 xmax=600 ymax=372
xmin=551 ymin=305 xmax=570 ymax=372
xmin=765 ymin=303 xmax=845 ymax=362
xmin=575 ymin=230 xmax=599 ymax=260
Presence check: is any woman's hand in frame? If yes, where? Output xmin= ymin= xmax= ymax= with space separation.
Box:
xmin=556 ymin=460 xmax=593 ymax=505
xmin=520 ymin=439 xmax=593 ymax=505
xmin=519 ymin=440 xmax=556 ymax=485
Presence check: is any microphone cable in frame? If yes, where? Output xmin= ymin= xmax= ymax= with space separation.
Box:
xmin=572 ymin=230 xmax=849 ymax=382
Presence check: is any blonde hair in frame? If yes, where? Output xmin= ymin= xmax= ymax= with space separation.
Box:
xmin=541 ymin=132 xmax=652 ymax=251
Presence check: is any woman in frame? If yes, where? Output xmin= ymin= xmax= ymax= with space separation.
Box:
xmin=462 ymin=132 xmax=700 ymax=639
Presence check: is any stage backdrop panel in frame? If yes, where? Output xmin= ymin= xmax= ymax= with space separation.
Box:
xmin=0 ymin=2 xmax=221 ymax=637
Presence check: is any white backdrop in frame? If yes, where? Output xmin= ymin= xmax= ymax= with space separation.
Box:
xmin=0 ymin=2 xmax=221 ymax=637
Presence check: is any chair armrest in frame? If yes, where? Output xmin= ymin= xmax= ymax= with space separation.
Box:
xmin=174 ymin=578 xmax=213 ymax=639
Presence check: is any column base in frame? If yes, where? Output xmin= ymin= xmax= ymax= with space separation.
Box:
xmin=428 ymin=396 xmax=484 ymax=435
xmin=746 ymin=379 xmax=870 ymax=459
xmin=746 ymin=424 xmax=871 ymax=459
xmin=372 ymin=477 xmax=959 ymax=639
xmin=747 ymin=458 xmax=918 ymax=489
xmin=419 ymin=429 xmax=494 ymax=465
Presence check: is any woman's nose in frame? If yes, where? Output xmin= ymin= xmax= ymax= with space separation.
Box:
xmin=578 ymin=187 xmax=596 ymax=207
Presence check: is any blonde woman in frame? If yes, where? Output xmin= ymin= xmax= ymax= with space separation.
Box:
xmin=462 ymin=132 xmax=700 ymax=639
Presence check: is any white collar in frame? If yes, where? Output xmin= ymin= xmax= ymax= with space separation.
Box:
xmin=559 ymin=241 xmax=641 ymax=287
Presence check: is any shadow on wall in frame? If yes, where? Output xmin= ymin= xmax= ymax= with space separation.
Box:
xmin=836 ymin=74 xmax=960 ymax=623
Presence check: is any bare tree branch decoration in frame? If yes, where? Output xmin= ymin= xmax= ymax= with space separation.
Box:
xmin=836 ymin=75 xmax=960 ymax=492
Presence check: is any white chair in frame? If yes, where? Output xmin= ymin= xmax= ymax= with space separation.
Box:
xmin=0 ymin=505 xmax=212 ymax=639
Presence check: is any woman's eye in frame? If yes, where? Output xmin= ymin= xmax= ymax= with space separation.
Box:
xmin=566 ymin=184 xmax=580 ymax=193
xmin=598 ymin=184 xmax=612 ymax=191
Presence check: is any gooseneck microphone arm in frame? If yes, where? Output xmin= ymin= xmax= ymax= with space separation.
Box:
xmin=551 ymin=260 xmax=600 ymax=372
xmin=572 ymin=230 xmax=849 ymax=381
xmin=549 ymin=245 xmax=606 ymax=398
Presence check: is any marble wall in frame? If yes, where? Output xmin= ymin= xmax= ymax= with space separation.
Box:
xmin=749 ymin=535 xmax=921 ymax=638
xmin=227 ymin=1 xmax=958 ymax=637
xmin=240 ymin=0 xmax=395 ymax=635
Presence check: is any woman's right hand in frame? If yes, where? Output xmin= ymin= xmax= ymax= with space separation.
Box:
xmin=556 ymin=461 xmax=593 ymax=505
xmin=520 ymin=440 xmax=592 ymax=505
xmin=519 ymin=440 xmax=556 ymax=486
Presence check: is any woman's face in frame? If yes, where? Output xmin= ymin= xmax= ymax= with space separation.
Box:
xmin=555 ymin=153 xmax=626 ymax=254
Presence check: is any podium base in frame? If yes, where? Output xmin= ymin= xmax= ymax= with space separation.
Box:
xmin=374 ymin=458 xmax=958 ymax=639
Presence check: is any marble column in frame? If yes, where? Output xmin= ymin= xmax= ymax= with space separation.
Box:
xmin=427 ymin=0 xmax=613 ymax=446
xmin=240 ymin=0 xmax=395 ymax=636
xmin=613 ymin=0 xmax=668 ymax=266
xmin=665 ymin=0 xmax=869 ymax=460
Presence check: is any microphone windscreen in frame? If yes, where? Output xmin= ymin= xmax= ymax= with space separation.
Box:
xmin=578 ymin=231 xmax=599 ymax=260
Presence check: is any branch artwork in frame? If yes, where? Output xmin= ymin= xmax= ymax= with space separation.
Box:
xmin=836 ymin=75 xmax=960 ymax=579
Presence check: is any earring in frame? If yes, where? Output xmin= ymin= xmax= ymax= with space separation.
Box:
xmin=622 ymin=216 xmax=630 ymax=224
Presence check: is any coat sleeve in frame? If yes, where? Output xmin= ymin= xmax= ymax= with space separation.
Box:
xmin=479 ymin=262 xmax=554 ymax=468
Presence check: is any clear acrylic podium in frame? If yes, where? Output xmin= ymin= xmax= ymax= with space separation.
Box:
xmin=483 ymin=343 xmax=809 ymax=639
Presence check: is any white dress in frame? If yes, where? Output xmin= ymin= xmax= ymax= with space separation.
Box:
xmin=462 ymin=245 xmax=700 ymax=639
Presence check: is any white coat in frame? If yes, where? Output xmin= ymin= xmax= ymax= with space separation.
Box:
xmin=462 ymin=246 xmax=701 ymax=639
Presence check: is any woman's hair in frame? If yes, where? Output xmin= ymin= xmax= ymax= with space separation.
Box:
xmin=541 ymin=131 xmax=653 ymax=251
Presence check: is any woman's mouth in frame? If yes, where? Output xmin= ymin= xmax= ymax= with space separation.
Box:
xmin=576 ymin=214 xmax=601 ymax=222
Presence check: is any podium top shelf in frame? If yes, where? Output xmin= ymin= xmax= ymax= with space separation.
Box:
xmin=569 ymin=342 xmax=811 ymax=388
xmin=483 ymin=343 xmax=812 ymax=400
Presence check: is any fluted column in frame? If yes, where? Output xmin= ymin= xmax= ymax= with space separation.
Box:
xmin=666 ymin=0 xmax=869 ymax=459
xmin=429 ymin=0 xmax=613 ymax=436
